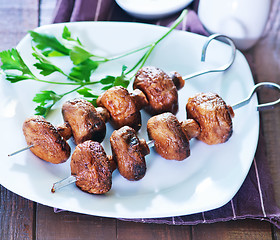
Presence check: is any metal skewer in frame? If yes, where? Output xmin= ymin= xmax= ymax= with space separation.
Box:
xmin=8 ymin=145 xmax=34 ymax=157
xmin=51 ymin=175 xmax=77 ymax=193
xmin=183 ymin=34 xmax=236 ymax=80
xmin=146 ymin=139 xmax=154 ymax=148
xmin=231 ymin=82 xmax=280 ymax=111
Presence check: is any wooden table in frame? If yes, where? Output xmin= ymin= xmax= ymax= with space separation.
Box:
xmin=1 ymin=0 xmax=279 ymax=239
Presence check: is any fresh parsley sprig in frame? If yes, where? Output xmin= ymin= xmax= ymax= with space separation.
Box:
xmin=0 ymin=10 xmax=188 ymax=117
xmin=0 ymin=47 xmax=130 ymax=115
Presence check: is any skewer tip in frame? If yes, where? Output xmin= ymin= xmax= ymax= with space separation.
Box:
xmin=51 ymin=185 xmax=56 ymax=193
xmin=51 ymin=175 xmax=77 ymax=193
xmin=8 ymin=145 xmax=34 ymax=157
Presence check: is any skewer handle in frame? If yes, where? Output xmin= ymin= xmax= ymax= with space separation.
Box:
xmin=51 ymin=175 xmax=77 ymax=193
xmin=232 ymin=82 xmax=280 ymax=111
xmin=183 ymin=34 xmax=236 ymax=80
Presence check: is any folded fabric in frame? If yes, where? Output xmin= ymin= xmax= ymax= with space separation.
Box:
xmin=52 ymin=0 xmax=280 ymax=228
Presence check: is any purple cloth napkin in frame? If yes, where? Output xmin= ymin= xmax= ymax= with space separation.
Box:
xmin=52 ymin=0 xmax=280 ymax=228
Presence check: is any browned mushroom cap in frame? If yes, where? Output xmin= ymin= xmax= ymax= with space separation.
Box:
xmin=97 ymin=86 xmax=144 ymax=131
xmin=186 ymin=92 xmax=233 ymax=145
xmin=147 ymin=112 xmax=190 ymax=160
xmin=62 ymin=98 xmax=106 ymax=144
xmin=70 ymin=140 xmax=112 ymax=194
xmin=110 ymin=126 xmax=149 ymax=181
xmin=133 ymin=66 xmax=178 ymax=115
xmin=22 ymin=116 xmax=70 ymax=164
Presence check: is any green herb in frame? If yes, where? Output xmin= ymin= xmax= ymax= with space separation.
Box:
xmin=29 ymin=30 xmax=70 ymax=56
xmin=0 ymin=48 xmax=36 ymax=82
xmin=76 ymin=87 xmax=99 ymax=106
xmin=100 ymin=65 xmax=129 ymax=90
xmin=33 ymin=90 xmax=62 ymax=116
xmin=0 ymin=10 xmax=188 ymax=117
xmin=69 ymin=59 xmax=99 ymax=82
xmin=32 ymin=47 xmax=63 ymax=76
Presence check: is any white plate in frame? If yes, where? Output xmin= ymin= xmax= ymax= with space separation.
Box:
xmin=0 ymin=22 xmax=259 ymax=218
xmin=115 ymin=0 xmax=193 ymax=19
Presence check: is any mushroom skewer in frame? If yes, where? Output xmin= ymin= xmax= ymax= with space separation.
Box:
xmin=96 ymin=35 xmax=236 ymax=128
xmin=185 ymin=82 xmax=280 ymax=145
xmin=51 ymin=82 xmax=280 ymax=192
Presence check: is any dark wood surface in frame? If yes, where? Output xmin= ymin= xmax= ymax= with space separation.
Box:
xmin=0 ymin=0 xmax=279 ymax=239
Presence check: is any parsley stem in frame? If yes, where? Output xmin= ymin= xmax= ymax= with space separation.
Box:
xmin=104 ymin=44 xmax=152 ymax=62
xmin=32 ymin=77 xmax=83 ymax=85
xmin=31 ymin=74 xmax=100 ymax=86
xmin=138 ymin=9 xmax=188 ymax=70
xmin=125 ymin=9 xmax=188 ymax=77
xmin=60 ymin=85 xmax=83 ymax=97
xmin=95 ymin=10 xmax=188 ymax=70
xmin=59 ymin=71 xmax=86 ymax=83
xmin=126 ymin=50 xmax=148 ymax=75
xmin=89 ymin=54 xmax=109 ymax=62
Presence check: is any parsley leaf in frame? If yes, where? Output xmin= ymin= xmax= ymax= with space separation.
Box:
xmin=100 ymin=75 xmax=115 ymax=85
xmin=70 ymin=46 xmax=93 ymax=65
xmin=77 ymin=87 xmax=99 ymax=106
xmin=0 ymin=48 xmax=34 ymax=82
xmin=113 ymin=65 xmax=129 ymax=88
xmin=69 ymin=58 xmax=99 ymax=82
xmin=32 ymin=48 xmax=63 ymax=76
xmin=33 ymin=90 xmax=62 ymax=116
xmin=101 ymin=84 xmax=114 ymax=91
xmin=100 ymin=65 xmax=129 ymax=90
xmin=41 ymin=50 xmax=66 ymax=57
xmin=0 ymin=49 xmax=32 ymax=74
xmin=61 ymin=26 xmax=93 ymax=65
xmin=29 ymin=30 xmax=70 ymax=56
xmin=62 ymin=26 xmax=82 ymax=45
xmin=1 ymin=10 xmax=188 ymax=117
xmin=5 ymin=74 xmax=31 ymax=83
xmin=62 ymin=26 xmax=71 ymax=40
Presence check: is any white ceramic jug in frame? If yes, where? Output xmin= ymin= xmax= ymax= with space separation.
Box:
xmin=198 ymin=0 xmax=271 ymax=50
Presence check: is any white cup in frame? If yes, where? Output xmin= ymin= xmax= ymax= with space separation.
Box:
xmin=198 ymin=0 xmax=271 ymax=50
